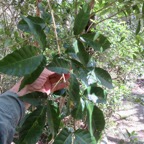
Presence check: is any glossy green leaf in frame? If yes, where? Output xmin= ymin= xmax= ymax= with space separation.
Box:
xmin=135 ymin=20 xmax=141 ymax=35
xmin=81 ymin=33 xmax=111 ymax=52
xmin=74 ymin=129 xmax=97 ymax=144
xmin=19 ymin=92 xmax=46 ymax=106
xmin=19 ymin=56 xmax=46 ymax=90
xmin=68 ymin=74 xmax=80 ymax=104
xmin=20 ymin=15 xmax=46 ymax=49
xmin=47 ymin=100 xmax=60 ymax=137
xmin=92 ymin=106 xmax=105 ymax=140
xmin=47 ymin=57 xmax=70 ymax=74
xmin=53 ymin=128 xmax=72 ymax=144
xmin=73 ymin=4 xmax=90 ymax=35
xmin=0 ymin=46 xmax=44 ymax=76
xmin=95 ymin=67 xmax=113 ymax=89
xmin=73 ymin=40 xmax=90 ymax=66
xmin=19 ymin=106 xmax=46 ymax=144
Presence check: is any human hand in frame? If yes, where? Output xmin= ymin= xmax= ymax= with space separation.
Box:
xmin=10 ymin=68 xmax=70 ymax=97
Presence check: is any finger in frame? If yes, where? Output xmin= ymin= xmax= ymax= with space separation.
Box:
xmin=42 ymin=68 xmax=55 ymax=77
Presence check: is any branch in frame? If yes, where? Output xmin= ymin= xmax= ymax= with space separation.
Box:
xmin=47 ymin=0 xmax=61 ymax=55
xmin=95 ymin=11 xmax=122 ymax=26
xmin=94 ymin=1 xmax=116 ymax=14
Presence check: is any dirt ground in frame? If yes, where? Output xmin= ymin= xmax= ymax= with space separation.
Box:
xmin=102 ymin=82 xmax=144 ymax=144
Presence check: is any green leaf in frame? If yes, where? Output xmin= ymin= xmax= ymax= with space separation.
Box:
xmin=47 ymin=57 xmax=70 ymax=74
xmin=98 ymin=34 xmax=111 ymax=51
xmin=68 ymin=74 xmax=80 ymax=104
xmin=70 ymin=58 xmax=85 ymax=70
xmin=19 ymin=106 xmax=46 ymax=144
xmin=74 ymin=129 xmax=97 ymax=144
xmin=86 ymin=101 xmax=94 ymax=136
xmin=71 ymin=98 xmax=86 ymax=120
xmin=0 ymin=46 xmax=44 ymax=76
xmin=132 ymin=5 xmax=140 ymax=14
xmin=86 ymin=101 xmax=105 ymax=140
xmin=47 ymin=100 xmax=60 ymax=137
xmin=91 ymin=106 xmax=105 ymax=140
xmin=81 ymin=33 xmax=111 ymax=52
xmin=19 ymin=92 xmax=46 ymax=106
xmin=142 ymin=3 xmax=144 ymax=18
xmin=74 ymin=67 xmax=88 ymax=86
xmin=18 ymin=15 xmax=46 ymax=33
xmin=73 ymin=4 xmax=90 ymax=35
xmin=38 ymin=3 xmax=52 ymax=24
xmin=73 ymin=40 xmax=90 ymax=66
xmin=95 ymin=67 xmax=113 ymax=89
xmin=81 ymin=33 xmax=101 ymax=51
xmin=135 ymin=20 xmax=141 ymax=35
xmin=86 ymin=86 xmax=107 ymax=103
xmin=20 ymin=15 xmax=46 ymax=49
xmin=53 ymin=128 xmax=72 ymax=144
xmin=19 ymin=56 xmax=46 ymax=90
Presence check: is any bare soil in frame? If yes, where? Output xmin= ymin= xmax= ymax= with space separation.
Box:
xmin=102 ymin=82 xmax=144 ymax=144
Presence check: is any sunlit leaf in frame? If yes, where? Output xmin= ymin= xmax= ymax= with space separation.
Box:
xmin=0 ymin=46 xmax=44 ymax=76
xmin=19 ymin=106 xmax=46 ymax=144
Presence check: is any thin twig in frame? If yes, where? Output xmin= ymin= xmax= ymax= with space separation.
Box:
xmin=95 ymin=1 xmax=116 ymax=14
xmin=47 ymin=0 xmax=61 ymax=55
xmin=50 ymin=76 xmax=63 ymax=94
xmin=94 ymin=9 xmax=127 ymax=26
xmin=47 ymin=0 xmax=67 ymax=85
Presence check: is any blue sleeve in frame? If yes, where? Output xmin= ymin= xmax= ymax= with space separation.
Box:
xmin=0 ymin=91 xmax=25 ymax=144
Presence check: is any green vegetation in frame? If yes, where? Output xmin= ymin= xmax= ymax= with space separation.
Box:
xmin=0 ymin=0 xmax=143 ymax=143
